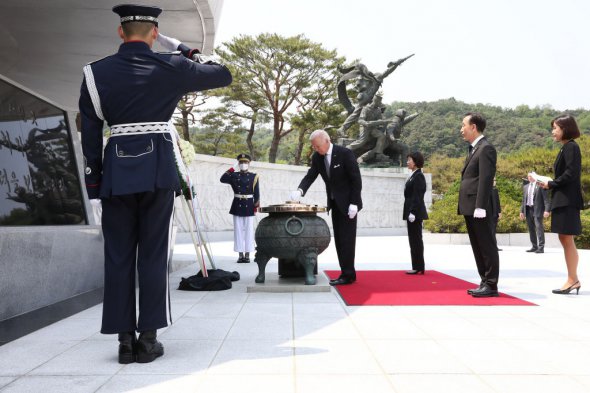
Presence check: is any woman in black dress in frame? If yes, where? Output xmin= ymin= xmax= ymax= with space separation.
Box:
xmin=403 ymin=151 xmax=429 ymax=274
xmin=539 ymin=114 xmax=583 ymax=295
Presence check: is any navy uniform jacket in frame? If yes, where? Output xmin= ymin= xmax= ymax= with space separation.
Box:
xmin=220 ymin=170 xmax=260 ymax=216
xmin=79 ymin=41 xmax=232 ymax=199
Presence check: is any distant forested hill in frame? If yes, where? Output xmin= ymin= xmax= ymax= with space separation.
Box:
xmin=386 ymin=98 xmax=590 ymax=158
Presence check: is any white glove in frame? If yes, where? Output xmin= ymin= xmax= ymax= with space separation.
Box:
xmin=348 ymin=204 xmax=358 ymax=219
xmin=289 ymin=189 xmax=303 ymax=202
xmin=156 ymin=33 xmax=181 ymax=51
xmin=473 ymin=208 xmax=486 ymax=218
xmin=408 ymin=213 xmax=416 ymax=223
xmin=192 ymin=53 xmax=223 ymax=65
xmin=90 ymin=199 xmax=102 ymax=223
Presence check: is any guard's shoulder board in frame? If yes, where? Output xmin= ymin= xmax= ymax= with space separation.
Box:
xmin=85 ymin=55 xmax=111 ymax=66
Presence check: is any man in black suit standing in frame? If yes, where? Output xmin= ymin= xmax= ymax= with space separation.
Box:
xmin=290 ymin=130 xmax=363 ymax=285
xmin=520 ymin=174 xmax=551 ymax=253
xmin=458 ymin=113 xmax=500 ymax=298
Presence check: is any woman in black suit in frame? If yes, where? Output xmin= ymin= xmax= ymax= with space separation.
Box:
xmin=403 ymin=151 xmax=429 ymax=274
xmin=539 ymin=115 xmax=583 ymax=295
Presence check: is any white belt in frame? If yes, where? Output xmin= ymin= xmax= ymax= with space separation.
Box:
xmin=234 ymin=194 xmax=254 ymax=199
xmin=110 ymin=122 xmax=171 ymax=137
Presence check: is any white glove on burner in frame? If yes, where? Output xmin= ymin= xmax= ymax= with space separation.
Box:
xmin=289 ymin=189 xmax=303 ymax=202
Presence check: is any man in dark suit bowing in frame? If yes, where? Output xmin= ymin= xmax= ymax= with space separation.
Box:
xmin=290 ymin=129 xmax=363 ymax=285
xmin=458 ymin=113 xmax=500 ymax=298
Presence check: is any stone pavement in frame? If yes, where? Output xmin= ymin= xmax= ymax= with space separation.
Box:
xmin=1 ymin=234 xmax=589 ymax=393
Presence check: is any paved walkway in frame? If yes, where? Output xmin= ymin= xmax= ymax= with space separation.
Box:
xmin=1 ymin=235 xmax=589 ymax=393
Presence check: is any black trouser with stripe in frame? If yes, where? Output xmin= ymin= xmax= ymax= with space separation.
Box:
xmin=100 ymin=189 xmax=174 ymax=334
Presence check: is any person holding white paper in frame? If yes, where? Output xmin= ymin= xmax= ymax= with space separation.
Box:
xmin=538 ymin=114 xmax=583 ymax=295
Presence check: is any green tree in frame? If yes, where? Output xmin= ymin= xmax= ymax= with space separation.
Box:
xmin=174 ymin=93 xmax=208 ymax=141
xmin=215 ymin=33 xmax=343 ymax=163
xmin=203 ymin=70 xmax=270 ymax=160
xmin=192 ymin=106 xmax=245 ymax=157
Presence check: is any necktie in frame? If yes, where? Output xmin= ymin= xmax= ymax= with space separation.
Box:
xmin=468 ymin=145 xmax=473 ymax=156
xmin=324 ymin=154 xmax=330 ymax=177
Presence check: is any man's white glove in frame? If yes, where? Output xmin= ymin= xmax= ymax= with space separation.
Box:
xmin=348 ymin=204 xmax=358 ymax=219
xmin=473 ymin=208 xmax=486 ymax=218
xmin=156 ymin=33 xmax=181 ymax=51
xmin=408 ymin=213 xmax=416 ymax=223
xmin=289 ymin=189 xmax=303 ymax=202
xmin=90 ymin=199 xmax=102 ymax=223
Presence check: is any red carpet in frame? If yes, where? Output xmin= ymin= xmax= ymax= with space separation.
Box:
xmin=325 ymin=270 xmax=536 ymax=306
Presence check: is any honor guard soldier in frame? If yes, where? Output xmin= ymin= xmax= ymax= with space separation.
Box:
xmin=220 ymin=154 xmax=260 ymax=263
xmin=79 ymin=4 xmax=231 ymax=364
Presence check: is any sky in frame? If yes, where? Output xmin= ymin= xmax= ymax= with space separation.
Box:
xmin=214 ymin=0 xmax=590 ymax=111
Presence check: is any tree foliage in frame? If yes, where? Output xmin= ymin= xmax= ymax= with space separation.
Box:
xmin=388 ymin=98 xmax=590 ymax=159
xmin=213 ymin=33 xmax=345 ymax=163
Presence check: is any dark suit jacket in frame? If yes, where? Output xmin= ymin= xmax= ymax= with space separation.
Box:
xmin=491 ymin=187 xmax=501 ymax=218
xmin=403 ymin=169 xmax=428 ymax=220
xmin=548 ymin=140 xmax=584 ymax=210
xmin=520 ymin=182 xmax=550 ymax=217
xmin=298 ymin=144 xmax=363 ymax=213
xmin=458 ymin=137 xmax=497 ymax=215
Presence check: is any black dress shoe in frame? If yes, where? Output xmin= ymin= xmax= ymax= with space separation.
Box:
xmin=535 ymin=249 xmax=544 ymax=254
xmin=136 ymin=330 xmax=164 ymax=363
xmin=330 ymin=275 xmax=356 ymax=283
xmin=405 ymin=270 xmax=425 ymax=275
xmin=329 ymin=277 xmax=355 ymax=286
xmin=118 ymin=331 xmax=137 ymax=364
xmin=471 ymin=286 xmax=499 ymax=298
xmin=467 ymin=286 xmax=482 ymax=295
xmin=237 ymin=257 xmax=249 ymax=263
xmin=526 ymin=247 xmax=538 ymax=252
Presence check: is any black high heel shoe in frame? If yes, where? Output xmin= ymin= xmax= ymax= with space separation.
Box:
xmin=552 ymin=281 xmax=581 ymax=295
xmin=405 ymin=270 xmax=425 ymax=275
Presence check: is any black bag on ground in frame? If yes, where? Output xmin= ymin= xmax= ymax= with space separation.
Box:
xmin=177 ymin=269 xmax=240 ymax=291
xmin=196 ymin=269 xmax=240 ymax=282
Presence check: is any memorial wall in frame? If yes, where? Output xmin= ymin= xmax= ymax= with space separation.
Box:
xmin=0 ymin=79 xmax=86 ymax=226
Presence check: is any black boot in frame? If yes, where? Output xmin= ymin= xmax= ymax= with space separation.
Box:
xmin=244 ymin=252 xmax=250 ymax=263
xmin=118 ymin=331 xmax=137 ymax=364
xmin=136 ymin=330 xmax=164 ymax=363
xmin=237 ymin=252 xmax=244 ymax=263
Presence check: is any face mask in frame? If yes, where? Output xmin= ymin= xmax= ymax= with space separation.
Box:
xmin=239 ymin=163 xmax=249 ymax=171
